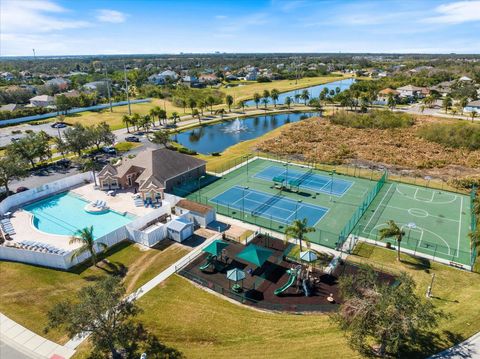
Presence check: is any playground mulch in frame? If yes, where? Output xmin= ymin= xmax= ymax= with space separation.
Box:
xmin=179 ymin=235 xmax=395 ymax=312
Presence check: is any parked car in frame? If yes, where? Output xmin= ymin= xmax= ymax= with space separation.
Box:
xmin=56 ymin=158 xmax=71 ymax=167
xmin=102 ymin=146 xmax=116 ymax=154
xmin=51 ymin=122 xmax=67 ymax=129
xmin=125 ymin=136 xmax=140 ymax=142
xmin=16 ymin=186 xmax=29 ymax=193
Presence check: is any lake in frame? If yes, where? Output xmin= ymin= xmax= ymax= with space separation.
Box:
xmin=172 ymin=112 xmax=317 ymax=154
xmin=245 ymin=78 xmax=355 ymax=106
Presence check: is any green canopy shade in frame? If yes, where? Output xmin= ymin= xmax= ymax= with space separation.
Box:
xmin=236 ymin=244 xmax=273 ymax=267
xmin=289 ymin=179 xmax=301 ymax=187
xmin=226 ymin=268 xmax=246 ymax=282
xmin=272 ymin=175 xmax=285 ymax=183
xmin=202 ymin=240 xmax=230 ymax=257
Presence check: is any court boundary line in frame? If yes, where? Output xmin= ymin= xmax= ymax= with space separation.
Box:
xmin=253 ymin=165 xmax=354 ymax=198
xmin=396 ymin=183 xmax=458 ymax=205
xmin=361 ymin=183 xmax=395 ymax=232
xmin=208 ymin=186 xmax=329 ymax=226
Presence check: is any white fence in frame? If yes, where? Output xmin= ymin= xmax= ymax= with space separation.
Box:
xmin=164 ymin=193 xmax=182 ymax=207
xmin=0 ymin=172 xmax=92 ymax=215
xmin=0 ymin=99 xmax=151 ymax=126
xmin=0 ymin=225 xmax=128 ymax=270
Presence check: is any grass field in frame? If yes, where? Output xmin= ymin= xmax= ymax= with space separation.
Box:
xmin=71 ymin=243 xmax=480 ymax=359
xmin=181 ymin=158 xmax=378 ymax=249
xmin=0 ymin=241 xmax=189 ymax=343
xmin=220 ymin=75 xmax=350 ymax=102
xmin=354 ymin=182 xmax=473 ymax=267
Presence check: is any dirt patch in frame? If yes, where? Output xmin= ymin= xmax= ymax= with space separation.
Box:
xmin=256 ymin=116 xmax=480 ymax=181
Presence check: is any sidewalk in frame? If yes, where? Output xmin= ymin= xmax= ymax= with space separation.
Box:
xmin=429 ymin=332 xmax=480 ymax=358
xmin=64 ymin=233 xmax=220 ymax=350
xmin=0 ymin=314 xmax=75 ymax=359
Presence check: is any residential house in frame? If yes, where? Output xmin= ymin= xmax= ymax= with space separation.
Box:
xmin=430 ymin=81 xmax=453 ymax=97
xmin=1 ymin=72 xmax=14 ymax=81
xmin=396 ymin=85 xmax=429 ymax=99
xmin=459 ymin=76 xmax=473 ymax=82
xmin=0 ymin=104 xmax=21 ymax=112
xmin=83 ymin=81 xmax=108 ymax=91
xmin=464 ymin=100 xmax=480 ymax=113
xmin=377 ymin=88 xmax=399 ymax=104
xmin=148 ymin=70 xmax=179 ymax=85
xmin=29 ymin=95 xmax=55 ymax=107
xmin=245 ymin=69 xmax=258 ymax=81
xmin=181 ymin=75 xmax=201 ymax=88
xmin=97 ymin=148 xmax=206 ymax=200
xmin=199 ymin=73 xmax=219 ymax=85
xmin=45 ymin=78 xmax=70 ymax=91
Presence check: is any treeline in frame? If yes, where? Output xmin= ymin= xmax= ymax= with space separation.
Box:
xmin=418 ymin=122 xmax=480 ymax=150
xmin=330 ymin=110 xmax=415 ymax=129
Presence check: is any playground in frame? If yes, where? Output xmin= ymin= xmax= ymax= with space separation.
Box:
xmin=178 ymin=235 xmax=395 ymax=311
xmin=354 ymin=182 xmax=473 ymax=267
xmin=182 ymin=158 xmax=379 ymax=249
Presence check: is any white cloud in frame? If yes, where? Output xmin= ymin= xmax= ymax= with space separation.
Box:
xmin=0 ymin=0 xmax=90 ymax=33
xmin=96 ymin=9 xmax=128 ymax=23
xmin=424 ymin=1 xmax=480 ymax=24
xmin=215 ymin=15 xmax=227 ymax=19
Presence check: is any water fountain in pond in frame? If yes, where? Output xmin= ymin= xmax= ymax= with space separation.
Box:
xmin=223 ymin=118 xmax=248 ymax=133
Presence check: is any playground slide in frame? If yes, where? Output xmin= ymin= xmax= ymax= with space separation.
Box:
xmin=199 ymin=255 xmax=216 ymax=271
xmin=274 ymin=269 xmax=297 ymax=296
xmin=302 ymin=279 xmax=310 ymax=297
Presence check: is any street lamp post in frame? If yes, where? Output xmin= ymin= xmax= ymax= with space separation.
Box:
xmin=284 ymin=162 xmax=289 ymax=189
xmin=245 ymin=154 xmax=251 ymax=181
xmin=406 ymin=222 xmax=416 ymax=243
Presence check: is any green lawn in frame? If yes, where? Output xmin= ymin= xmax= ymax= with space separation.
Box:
xmin=0 ymin=241 xmax=189 ymax=343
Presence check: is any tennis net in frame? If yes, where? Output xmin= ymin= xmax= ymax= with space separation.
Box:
xmin=251 ymin=190 xmax=283 ymax=216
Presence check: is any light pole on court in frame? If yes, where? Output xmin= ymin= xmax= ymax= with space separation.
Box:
xmin=244 ymin=154 xmax=252 ymax=181
xmin=295 ymin=200 xmax=302 ymax=220
xmin=284 ymin=162 xmax=290 ymax=189
xmin=329 ymin=169 xmax=336 ymax=202
xmin=242 ymin=186 xmax=249 ymax=220
xmin=406 ymin=222 xmax=416 ymax=243
xmin=197 ymin=175 xmax=206 ymax=201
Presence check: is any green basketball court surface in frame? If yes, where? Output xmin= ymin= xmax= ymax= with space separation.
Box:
xmin=177 ymin=158 xmax=473 ymax=268
xmin=354 ymin=182 xmax=473 ymax=267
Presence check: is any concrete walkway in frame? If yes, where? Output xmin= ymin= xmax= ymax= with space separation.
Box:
xmin=0 ymin=314 xmax=75 ymax=359
xmin=429 ymin=332 xmax=480 ymax=358
xmin=64 ymin=233 xmax=220 ymax=350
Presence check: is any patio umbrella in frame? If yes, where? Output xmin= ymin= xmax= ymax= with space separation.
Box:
xmin=226 ymin=268 xmax=246 ymax=282
xmin=202 ymin=239 xmax=230 ymax=257
xmin=236 ymin=244 xmax=273 ymax=267
xmin=300 ymin=250 xmax=317 ymax=263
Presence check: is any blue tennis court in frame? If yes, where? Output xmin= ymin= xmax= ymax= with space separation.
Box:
xmin=254 ymin=165 xmax=353 ymax=197
xmin=209 ymin=186 xmax=328 ymax=226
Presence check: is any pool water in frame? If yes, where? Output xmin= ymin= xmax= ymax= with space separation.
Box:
xmin=23 ymin=192 xmax=134 ymax=238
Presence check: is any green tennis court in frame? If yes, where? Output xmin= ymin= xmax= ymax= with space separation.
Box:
xmin=354 ymin=182 xmax=472 ymax=267
xmin=179 ymin=158 xmax=378 ymax=250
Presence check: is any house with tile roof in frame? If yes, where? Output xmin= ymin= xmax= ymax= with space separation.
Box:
xmin=97 ymin=148 xmax=206 ymax=200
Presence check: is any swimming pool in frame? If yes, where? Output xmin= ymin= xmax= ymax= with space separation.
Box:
xmin=23 ymin=192 xmax=134 ymax=238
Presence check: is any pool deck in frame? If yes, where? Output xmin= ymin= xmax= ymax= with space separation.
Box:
xmin=5 ymin=183 xmax=157 ymax=251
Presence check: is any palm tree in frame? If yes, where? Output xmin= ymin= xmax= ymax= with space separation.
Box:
xmin=171 ymin=111 xmax=179 ymax=125
xmin=188 ymin=98 xmax=196 ymax=115
xmin=471 ymin=110 xmax=478 ymax=123
xmin=149 ymin=106 xmax=161 ymax=125
xmin=70 ymin=226 xmax=107 ymax=267
xmin=122 ymin=114 xmax=131 ymax=133
xmin=206 ymin=95 xmax=215 ymax=114
xmin=460 ymin=97 xmax=469 ymax=115
xmin=443 ymin=96 xmax=452 ymax=114
xmin=387 ymin=93 xmax=396 ymax=109
xmin=130 ymin=113 xmax=140 ymax=131
xmin=285 ymin=218 xmax=315 ymax=252
xmin=379 ymin=220 xmax=405 ymax=261
xmin=300 ymin=89 xmax=310 ymax=105
xmin=294 ymin=93 xmax=301 ymax=103
xmin=262 ymin=90 xmax=270 ymax=108
xmin=261 ymin=98 xmax=269 ymax=111
xmin=253 ymin=93 xmax=261 ymax=109
xmin=226 ymin=95 xmax=234 ymax=112
xmin=285 ymin=96 xmax=292 ymax=109
xmin=239 ymin=100 xmax=246 ymax=113
xmin=271 ymin=88 xmax=279 ymax=107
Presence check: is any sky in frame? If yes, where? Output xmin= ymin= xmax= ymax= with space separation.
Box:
xmin=1 ymin=0 xmax=480 ymax=56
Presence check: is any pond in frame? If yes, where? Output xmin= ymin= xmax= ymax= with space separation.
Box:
xmin=172 ymin=112 xmax=317 ymax=154
xmin=245 ymin=78 xmax=355 ymax=106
